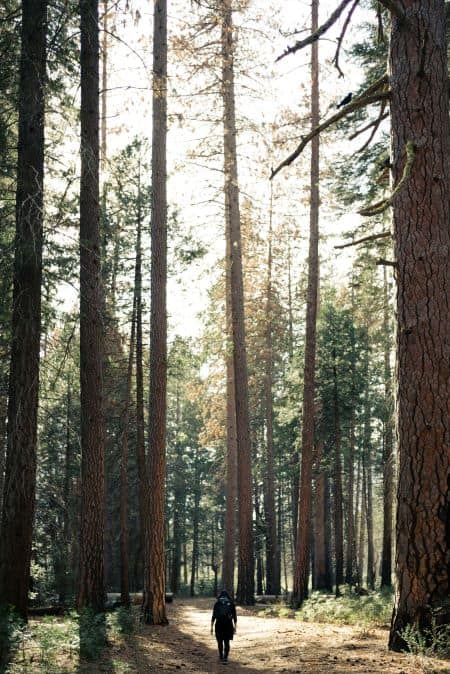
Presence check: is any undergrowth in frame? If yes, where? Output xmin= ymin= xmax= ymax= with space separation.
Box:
xmin=259 ymin=587 xmax=393 ymax=629
xmin=3 ymin=606 xmax=136 ymax=673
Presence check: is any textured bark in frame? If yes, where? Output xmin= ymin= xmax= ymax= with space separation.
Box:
xmin=381 ymin=267 xmax=394 ymax=588
xmin=222 ymin=215 xmax=237 ymax=596
xmin=0 ymin=0 xmax=47 ymax=619
xmin=344 ymin=411 xmax=356 ymax=585
xmin=143 ymin=0 xmax=168 ymax=625
xmin=292 ymin=0 xmax=320 ymax=607
xmin=264 ymin=196 xmax=280 ymax=595
xmin=389 ymin=1 xmax=450 ymax=649
xmin=77 ymin=0 xmax=105 ymax=613
xmin=221 ymin=0 xmax=254 ymax=605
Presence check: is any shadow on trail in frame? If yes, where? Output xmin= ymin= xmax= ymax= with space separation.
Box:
xmin=130 ymin=619 xmax=273 ymax=674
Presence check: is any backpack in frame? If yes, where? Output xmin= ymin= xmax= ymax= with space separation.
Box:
xmin=216 ymin=596 xmax=233 ymax=621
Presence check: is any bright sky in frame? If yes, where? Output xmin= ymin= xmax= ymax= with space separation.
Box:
xmin=54 ymin=0 xmax=384 ymax=340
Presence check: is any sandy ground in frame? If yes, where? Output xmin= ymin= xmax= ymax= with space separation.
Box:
xmin=86 ymin=598 xmax=449 ymax=674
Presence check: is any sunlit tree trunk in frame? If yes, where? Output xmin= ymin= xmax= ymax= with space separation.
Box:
xmin=389 ymin=0 xmax=450 ymax=648
xmin=143 ymin=0 xmax=168 ymax=625
xmin=292 ymin=0 xmax=320 ymax=608
xmin=221 ymin=0 xmax=254 ymax=605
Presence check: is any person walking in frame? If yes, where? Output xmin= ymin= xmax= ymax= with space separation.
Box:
xmin=210 ymin=590 xmax=237 ymax=664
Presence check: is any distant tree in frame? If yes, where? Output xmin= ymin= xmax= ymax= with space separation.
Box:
xmin=292 ymin=0 xmax=320 ymax=608
xmin=0 ymin=0 xmax=47 ymax=619
xmin=221 ymin=0 xmax=254 ymax=605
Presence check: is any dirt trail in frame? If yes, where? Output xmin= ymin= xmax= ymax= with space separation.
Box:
xmin=102 ymin=598 xmax=448 ymax=674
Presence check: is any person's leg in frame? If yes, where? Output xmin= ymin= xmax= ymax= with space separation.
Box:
xmin=223 ymin=639 xmax=230 ymax=661
xmin=216 ymin=637 xmax=224 ymax=660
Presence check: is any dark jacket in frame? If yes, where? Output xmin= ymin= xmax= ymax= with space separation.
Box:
xmin=212 ymin=592 xmax=237 ymax=640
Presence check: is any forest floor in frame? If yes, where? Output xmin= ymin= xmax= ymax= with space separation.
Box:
xmin=79 ymin=598 xmax=449 ymax=674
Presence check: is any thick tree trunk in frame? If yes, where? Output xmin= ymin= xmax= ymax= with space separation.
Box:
xmin=0 ymin=0 xmax=47 ymax=619
xmin=221 ymin=0 xmax=254 ymax=605
xmin=381 ymin=268 xmax=394 ymax=588
xmin=292 ymin=0 xmax=320 ymax=608
xmin=389 ymin=1 xmax=450 ymax=649
xmin=143 ymin=0 xmax=168 ymax=626
xmin=77 ymin=0 xmax=105 ymax=613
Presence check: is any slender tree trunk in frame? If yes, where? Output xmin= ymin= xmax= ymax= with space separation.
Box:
xmin=221 ymin=0 xmax=254 ymax=605
xmin=333 ymin=354 xmax=344 ymax=597
xmin=134 ymin=179 xmax=149 ymax=579
xmin=353 ymin=452 xmax=362 ymax=586
xmin=190 ymin=457 xmax=201 ymax=598
xmin=264 ymin=191 xmax=279 ymax=595
xmin=222 ymin=217 xmax=237 ymax=596
xmin=143 ymin=0 xmax=168 ymax=625
xmin=358 ymin=459 xmax=367 ymax=586
xmin=388 ymin=0 xmax=450 ymax=649
xmin=381 ymin=267 xmax=394 ymax=588
xmin=59 ymin=380 xmax=73 ymax=605
xmin=345 ymin=410 xmax=356 ymax=585
xmin=0 ymin=0 xmax=47 ymax=619
xmin=292 ymin=0 xmax=320 ymax=608
xmin=0 ymin=371 xmax=7 ymax=512
xmin=77 ymin=0 xmax=105 ymax=613
xmin=119 ymin=294 xmax=136 ymax=608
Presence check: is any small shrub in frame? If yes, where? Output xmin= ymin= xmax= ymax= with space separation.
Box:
xmin=0 ymin=606 xmax=24 ymax=673
xmin=294 ymin=587 xmax=393 ymax=628
xmin=78 ymin=609 xmax=107 ymax=661
xmin=399 ymin=617 xmax=450 ymax=659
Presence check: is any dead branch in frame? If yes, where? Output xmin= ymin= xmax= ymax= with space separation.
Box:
xmin=358 ymin=140 xmax=416 ymax=216
xmin=356 ymin=99 xmax=388 ymax=152
xmin=349 ymin=111 xmax=389 ymax=140
xmin=271 ymin=90 xmax=390 ymax=179
xmin=276 ymin=0 xmax=356 ymax=62
xmin=376 ymin=258 xmax=396 ymax=267
xmin=377 ymin=0 xmax=406 ymax=21
xmin=333 ymin=0 xmax=361 ymax=77
xmin=334 ymin=231 xmax=391 ymax=249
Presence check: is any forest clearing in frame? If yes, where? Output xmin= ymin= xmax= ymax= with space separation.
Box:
xmin=0 ymin=0 xmax=449 ymax=671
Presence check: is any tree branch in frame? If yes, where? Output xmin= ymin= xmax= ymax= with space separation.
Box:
xmin=349 ymin=111 xmax=389 ymax=140
xmin=376 ymin=258 xmax=396 ymax=267
xmin=356 ymin=99 xmax=388 ymax=153
xmin=271 ymin=87 xmax=390 ymax=179
xmin=334 ymin=231 xmax=391 ymax=249
xmin=358 ymin=140 xmax=416 ymax=216
xmin=276 ymin=0 xmax=356 ymax=62
xmin=377 ymin=0 xmax=406 ymax=21
xmin=332 ymin=0 xmax=361 ymax=77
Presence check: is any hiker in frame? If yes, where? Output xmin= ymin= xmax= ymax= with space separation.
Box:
xmin=210 ymin=590 xmax=237 ymax=664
